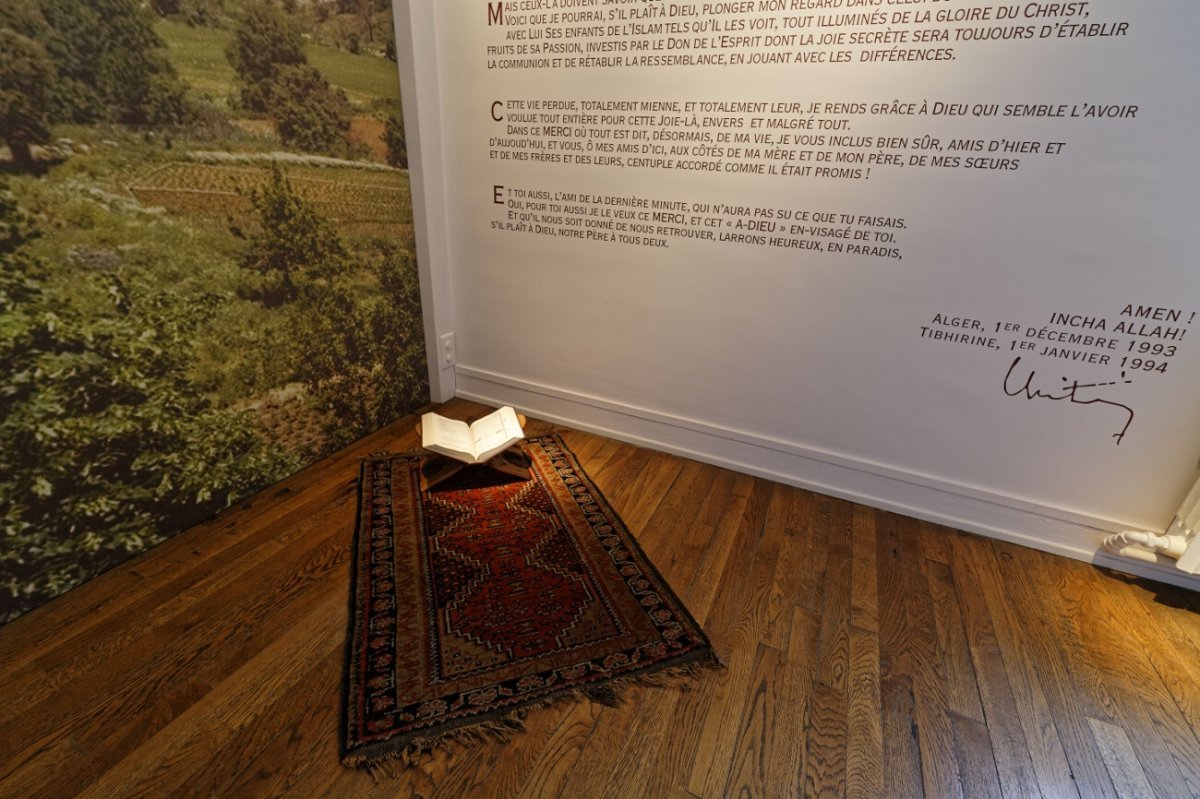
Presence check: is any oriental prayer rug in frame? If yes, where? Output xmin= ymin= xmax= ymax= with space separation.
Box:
xmin=341 ymin=434 xmax=719 ymax=772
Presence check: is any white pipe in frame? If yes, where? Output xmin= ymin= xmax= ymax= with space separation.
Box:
xmin=1101 ymin=471 xmax=1200 ymax=576
xmin=1102 ymin=530 xmax=1191 ymax=561
xmin=1107 ymin=545 xmax=1168 ymax=564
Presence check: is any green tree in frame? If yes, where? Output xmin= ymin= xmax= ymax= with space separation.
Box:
xmin=0 ymin=30 xmax=56 ymax=169
xmin=0 ymin=186 xmax=299 ymax=622
xmin=240 ymin=165 xmax=350 ymax=303
xmin=0 ymin=1 xmax=53 ymax=52
xmin=34 ymin=0 xmax=189 ymax=125
xmin=383 ymin=112 xmax=407 ymax=169
xmin=149 ymin=0 xmax=182 ymax=18
xmin=148 ymin=0 xmax=222 ymax=26
xmin=225 ymin=4 xmax=306 ymax=112
xmin=225 ymin=4 xmax=351 ymax=155
xmin=271 ymin=65 xmax=352 ymax=155
xmin=295 ymin=243 xmax=428 ymax=450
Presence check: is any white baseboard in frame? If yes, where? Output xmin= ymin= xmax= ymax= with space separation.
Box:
xmin=455 ymin=365 xmax=1200 ymax=592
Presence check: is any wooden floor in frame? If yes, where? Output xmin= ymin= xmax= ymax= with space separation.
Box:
xmin=2 ymin=398 xmax=1200 ymax=798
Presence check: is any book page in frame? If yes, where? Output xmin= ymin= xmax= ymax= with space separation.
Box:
xmin=422 ymin=412 xmax=474 ymax=457
xmin=469 ymin=406 xmax=524 ymax=463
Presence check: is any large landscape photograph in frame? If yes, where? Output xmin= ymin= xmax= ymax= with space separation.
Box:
xmin=0 ymin=0 xmax=428 ymax=623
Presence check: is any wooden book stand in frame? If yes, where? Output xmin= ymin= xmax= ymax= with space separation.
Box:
xmin=416 ymin=413 xmax=531 ymax=491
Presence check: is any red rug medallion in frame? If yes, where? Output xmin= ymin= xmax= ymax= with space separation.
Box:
xmin=341 ymin=434 xmax=719 ymax=770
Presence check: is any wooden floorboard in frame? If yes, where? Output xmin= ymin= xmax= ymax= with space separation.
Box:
xmin=2 ymin=397 xmax=1199 ymax=798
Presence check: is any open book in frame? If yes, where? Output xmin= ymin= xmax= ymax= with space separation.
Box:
xmin=420 ymin=406 xmax=525 ymax=465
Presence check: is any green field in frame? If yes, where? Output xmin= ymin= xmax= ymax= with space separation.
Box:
xmin=155 ymin=21 xmax=238 ymax=106
xmin=128 ymin=162 xmax=410 ymax=216
xmin=156 ymin=20 xmax=401 ymax=109
xmin=307 ymin=42 xmax=401 ymax=107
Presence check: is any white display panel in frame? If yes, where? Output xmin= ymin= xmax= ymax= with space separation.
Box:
xmin=423 ymin=2 xmax=1200 ymax=557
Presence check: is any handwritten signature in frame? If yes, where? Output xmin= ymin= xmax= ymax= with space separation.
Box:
xmin=1003 ymin=357 xmax=1135 ymax=444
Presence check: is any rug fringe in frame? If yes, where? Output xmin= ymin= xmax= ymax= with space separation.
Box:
xmin=342 ymin=653 xmax=723 ymax=776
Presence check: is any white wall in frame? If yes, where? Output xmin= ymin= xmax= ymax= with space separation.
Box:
xmin=401 ymin=2 xmax=1200 ymax=587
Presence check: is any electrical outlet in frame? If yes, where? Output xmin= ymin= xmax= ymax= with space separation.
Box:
xmin=439 ymin=332 xmax=456 ymax=368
